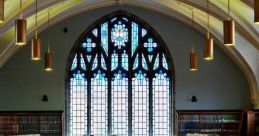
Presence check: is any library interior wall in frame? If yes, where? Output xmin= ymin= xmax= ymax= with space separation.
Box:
xmin=0 ymin=5 xmax=251 ymax=111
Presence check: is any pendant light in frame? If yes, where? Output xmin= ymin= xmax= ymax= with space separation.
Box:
xmin=204 ymin=0 xmax=213 ymax=60
xmin=0 ymin=0 xmax=4 ymax=23
xmin=44 ymin=9 xmax=53 ymax=71
xmin=31 ymin=0 xmax=40 ymax=60
xmin=255 ymin=0 xmax=259 ymax=24
xmin=15 ymin=0 xmax=27 ymax=46
xmin=190 ymin=10 xmax=198 ymax=71
xmin=223 ymin=0 xmax=235 ymax=46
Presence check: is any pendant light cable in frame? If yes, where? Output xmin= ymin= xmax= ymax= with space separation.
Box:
xmin=228 ymin=0 xmax=230 ymax=20
xmin=20 ymin=0 xmax=22 ymax=19
xmin=191 ymin=10 xmax=194 ymax=51
xmin=47 ymin=9 xmax=50 ymax=53
xmin=35 ymin=0 xmax=38 ymax=38
xmin=207 ymin=0 xmax=210 ymax=38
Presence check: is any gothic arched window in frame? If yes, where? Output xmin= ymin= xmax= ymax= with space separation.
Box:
xmin=66 ymin=11 xmax=174 ymax=136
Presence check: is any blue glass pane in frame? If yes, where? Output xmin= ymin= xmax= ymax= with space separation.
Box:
xmin=122 ymin=51 xmax=128 ymax=71
xmin=153 ymin=54 xmax=159 ymax=70
xmin=122 ymin=17 xmax=128 ymax=22
xmin=111 ymin=17 xmax=117 ymax=22
xmin=93 ymin=70 xmax=106 ymax=80
xmin=144 ymin=38 xmax=157 ymax=53
xmin=148 ymin=55 xmax=153 ymax=63
xmin=71 ymin=54 xmax=77 ymax=70
xmin=142 ymin=54 xmax=148 ymax=70
xmin=82 ymin=38 xmax=96 ymax=53
xmin=101 ymin=54 xmax=107 ymax=70
xmin=111 ymin=21 xmax=128 ymax=49
xmin=133 ymin=54 xmax=139 ymax=70
xmin=101 ymin=22 xmax=108 ymax=55
xmin=80 ymin=54 xmax=86 ymax=70
xmin=73 ymin=70 xmax=85 ymax=80
xmin=131 ymin=22 xmax=138 ymax=56
xmin=92 ymin=55 xmax=98 ymax=70
xmin=142 ymin=28 xmax=147 ymax=37
xmin=86 ymin=55 xmax=92 ymax=63
xmin=162 ymin=54 xmax=169 ymax=70
xmin=134 ymin=70 xmax=146 ymax=80
xmin=111 ymin=52 xmax=119 ymax=71
xmin=92 ymin=28 xmax=98 ymax=37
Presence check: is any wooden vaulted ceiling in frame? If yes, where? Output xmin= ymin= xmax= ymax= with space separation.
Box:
xmin=0 ymin=0 xmax=258 ymax=106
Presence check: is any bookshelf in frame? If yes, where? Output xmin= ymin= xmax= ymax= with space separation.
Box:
xmin=246 ymin=110 xmax=259 ymax=136
xmin=177 ymin=110 xmax=244 ymax=136
xmin=0 ymin=111 xmax=63 ymax=135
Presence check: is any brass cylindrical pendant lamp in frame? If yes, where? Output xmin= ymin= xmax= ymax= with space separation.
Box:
xmin=15 ymin=19 xmax=27 ymax=45
xmin=223 ymin=19 xmax=235 ymax=46
xmin=255 ymin=0 xmax=259 ymax=24
xmin=0 ymin=0 xmax=4 ymax=23
xmin=224 ymin=0 xmax=235 ymax=46
xmin=44 ymin=52 xmax=53 ymax=71
xmin=31 ymin=38 xmax=40 ymax=60
xmin=189 ymin=10 xmax=198 ymax=71
xmin=15 ymin=0 xmax=27 ymax=46
xmin=204 ymin=0 xmax=214 ymax=60
xmin=204 ymin=33 xmax=214 ymax=60
xmin=190 ymin=50 xmax=198 ymax=71
xmin=44 ymin=9 xmax=53 ymax=71
xmin=31 ymin=0 xmax=40 ymax=60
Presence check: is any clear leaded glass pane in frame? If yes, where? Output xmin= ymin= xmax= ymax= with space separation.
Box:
xmin=112 ymin=73 xmax=128 ymax=136
xmin=69 ymin=71 xmax=87 ymax=136
xmin=132 ymin=72 xmax=149 ymax=136
xmin=153 ymin=72 xmax=170 ymax=136
xmin=91 ymin=71 xmax=108 ymax=136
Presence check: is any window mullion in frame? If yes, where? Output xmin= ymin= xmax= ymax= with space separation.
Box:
xmin=87 ymin=78 xmax=91 ymax=136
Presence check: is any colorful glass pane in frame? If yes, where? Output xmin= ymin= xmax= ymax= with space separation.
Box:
xmin=122 ymin=17 xmax=128 ymax=22
xmin=92 ymin=28 xmax=98 ymax=37
xmin=153 ymin=54 xmax=159 ymax=70
xmin=131 ymin=22 xmax=138 ymax=56
xmin=71 ymin=54 xmax=77 ymax=70
xmin=101 ymin=22 xmax=108 ymax=55
xmin=111 ymin=21 xmax=128 ymax=49
xmin=80 ymin=54 xmax=86 ymax=70
xmin=142 ymin=28 xmax=147 ymax=37
xmin=148 ymin=55 xmax=153 ymax=63
xmin=112 ymin=52 xmax=119 ymax=71
xmin=111 ymin=17 xmax=117 ymax=22
xmin=133 ymin=54 xmax=139 ymax=70
xmin=144 ymin=38 xmax=157 ymax=52
xmin=86 ymin=55 xmax=92 ymax=63
xmin=162 ymin=54 xmax=169 ymax=70
xmin=142 ymin=54 xmax=148 ymax=70
xmin=82 ymin=38 xmax=96 ymax=53
xmin=122 ymin=51 xmax=128 ymax=71
xmin=92 ymin=55 xmax=98 ymax=70
xmin=101 ymin=54 xmax=107 ymax=70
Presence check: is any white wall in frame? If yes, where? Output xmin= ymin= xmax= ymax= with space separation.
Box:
xmin=0 ymin=5 xmax=251 ymax=111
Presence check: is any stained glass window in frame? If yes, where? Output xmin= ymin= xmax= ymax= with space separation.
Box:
xmin=66 ymin=11 xmax=174 ymax=136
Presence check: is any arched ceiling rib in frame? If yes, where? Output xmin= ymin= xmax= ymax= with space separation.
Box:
xmin=0 ymin=0 xmax=258 ymax=105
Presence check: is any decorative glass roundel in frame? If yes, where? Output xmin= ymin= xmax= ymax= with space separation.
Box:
xmin=66 ymin=11 xmax=174 ymax=136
